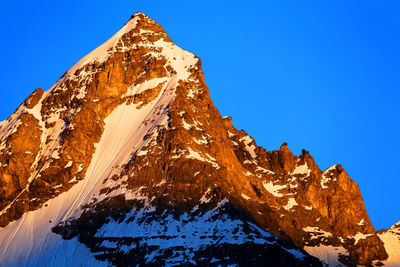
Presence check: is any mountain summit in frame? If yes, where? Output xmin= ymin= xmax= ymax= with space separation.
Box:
xmin=0 ymin=12 xmax=398 ymax=266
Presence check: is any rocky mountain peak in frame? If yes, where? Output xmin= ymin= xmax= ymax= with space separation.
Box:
xmin=0 ymin=13 xmax=398 ymax=267
xmin=0 ymin=12 xmax=199 ymax=227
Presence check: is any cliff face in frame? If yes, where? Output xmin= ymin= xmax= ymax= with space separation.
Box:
xmin=220 ymin=123 xmax=387 ymax=266
xmin=0 ymin=12 xmax=396 ymax=266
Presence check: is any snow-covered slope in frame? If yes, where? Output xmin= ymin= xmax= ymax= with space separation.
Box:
xmin=378 ymin=221 xmax=400 ymax=266
xmin=0 ymin=80 xmax=175 ymax=265
xmin=72 ymin=199 xmax=315 ymax=266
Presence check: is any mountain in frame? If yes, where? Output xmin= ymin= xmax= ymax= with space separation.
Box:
xmin=0 ymin=12 xmax=398 ymax=267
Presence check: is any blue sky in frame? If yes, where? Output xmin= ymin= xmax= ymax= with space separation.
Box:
xmin=0 ymin=1 xmax=399 ymax=230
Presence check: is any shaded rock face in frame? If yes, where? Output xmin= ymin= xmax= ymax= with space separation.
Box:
xmin=0 ymin=12 xmax=395 ymax=266
xmin=54 ymin=199 xmax=322 ymax=267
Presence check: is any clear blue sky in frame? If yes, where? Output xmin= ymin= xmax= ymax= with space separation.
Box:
xmin=0 ymin=1 xmax=399 ymax=230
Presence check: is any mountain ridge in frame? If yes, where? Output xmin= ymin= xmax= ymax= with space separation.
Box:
xmin=0 ymin=12 xmax=398 ymax=267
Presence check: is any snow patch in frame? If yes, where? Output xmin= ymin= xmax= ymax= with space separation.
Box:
xmin=283 ymin=198 xmax=298 ymax=211
xmin=193 ymin=135 xmax=208 ymax=145
xmin=244 ymin=171 xmax=253 ymax=177
xmin=199 ymin=188 xmax=213 ymax=204
xmin=64 ymin=161 xmax=73 ymax=168
xmin=284 ymin=248 xmax=305 ymax=260
xmin=137 ymin=150 xmax=148 ymax=156
xmin=291 ymin=162 xmax=311 ymax=177
xmin=77 ymin=164 xmax=84 ymax=173
xmin=304 ymin=245 xmax=349 ymax=267
xmin=239 ymin=135 xmax=256 ymax=159
xmin=182 ymin=118 xmax=192 ymax=130
xmin=352 ymin=232 xmax=372 ymax=245
xmin=262 ymin=181 xmax=286 ymax=197
xmin=303 ymin=226 xmax=333 ymax=239
xmin=321 ymin=165 xmax=337 ymax=189
xmin=241 ymin=193 xmax=251 ymax=200
xmin=155 ymin=180 xmax=167 ymax=187
xmin=125 ymin=77 xmax=167 ymax=97
xmin=255 ymin=166 xmax=275 ymax=175
xmin=185 ymin=147 xmax=220 ymax=169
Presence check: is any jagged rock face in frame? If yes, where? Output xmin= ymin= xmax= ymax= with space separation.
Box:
xmin=0 ymin=12 xmax=396 ymax=267
xmin=222 ymin=122 xmax=388 ymax=266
